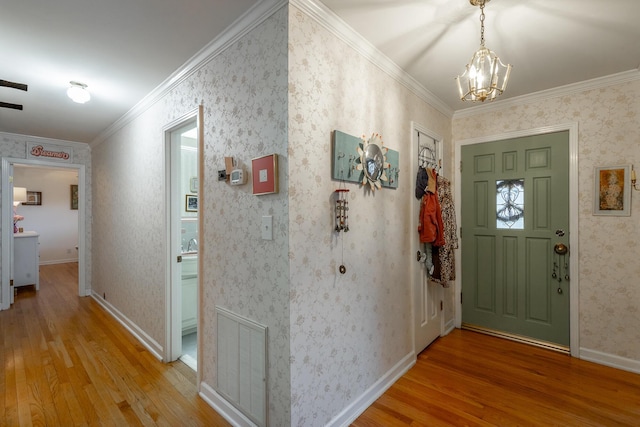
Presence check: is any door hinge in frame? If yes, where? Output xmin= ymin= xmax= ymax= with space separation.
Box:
xmin=460 ymin=293 xmax=463 ymax=305
xmin=460 ymin=227 xmax=462 ymax=238
xmin=460 ymin=160 xmax=463 ymax=172
xmin=440 ymin=300 xmax=443 ymax=311
xmin=177 ymin=255 xmax=182 ymax=263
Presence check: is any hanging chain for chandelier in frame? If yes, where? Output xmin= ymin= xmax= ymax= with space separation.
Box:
xmin=455 ymin=0 xmax=512 ymax=102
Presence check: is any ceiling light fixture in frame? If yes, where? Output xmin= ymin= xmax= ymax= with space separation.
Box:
xmin=67 ymin=81 xmax=91 ymax=104
xmin=456 ymin=0 xmax=512 ymax=102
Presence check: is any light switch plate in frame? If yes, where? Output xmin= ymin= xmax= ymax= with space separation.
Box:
xmin=261 ymin=215 xmax=272 ymax=240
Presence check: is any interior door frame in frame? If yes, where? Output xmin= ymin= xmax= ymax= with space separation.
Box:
xmin=454 ymin=122 xmax=579 ymax=357
xmin=163 ymin=106 xmax=203 ymax=375
xmin=410 ymin=121 xmax=444 ymax=353
xmin=1 ymin=156 xmax=87 ymax=309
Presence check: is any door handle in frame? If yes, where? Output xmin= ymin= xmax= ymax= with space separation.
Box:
xmin=554 ymin=243 xmax=568 ymax=255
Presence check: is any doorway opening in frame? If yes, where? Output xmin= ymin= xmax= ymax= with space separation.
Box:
xmin=1 ymin=158 xmax=86 ymax=310
xmin=164 ymin=107 xmax=202 ymax=373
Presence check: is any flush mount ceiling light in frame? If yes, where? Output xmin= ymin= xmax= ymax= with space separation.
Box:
xmin=455 ymin=0 xmax=512 ymax=102
xmin=67 ymin=81 xmax=91 ymax=104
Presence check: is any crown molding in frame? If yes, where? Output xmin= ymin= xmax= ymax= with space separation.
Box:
xmin=290 ymin=0 xmax=454 ymax=118
xmin=90 ymin=0 xmax=287 ymax=147
xmin=453 ymin=68 xmax=640 ymax=120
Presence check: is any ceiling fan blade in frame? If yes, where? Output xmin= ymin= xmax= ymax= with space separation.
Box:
xmin=0 ymin=80 xmax=28 ymax=91
xmin=0 ymin=101 xmax=23 ymax=110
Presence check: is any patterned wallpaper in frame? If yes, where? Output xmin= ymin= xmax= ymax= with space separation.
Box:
xmin=0 ymin=133 xmax=92 ymax=307
xmin=288 ymin=5 xmax=452 ymax=425
xmin=91 ymin=6 xmax=291 ymax=426
xmin=452 ymin=80 xmax=640 ymax=360
xmin=94 ymin=3 xmax=454 ymax=424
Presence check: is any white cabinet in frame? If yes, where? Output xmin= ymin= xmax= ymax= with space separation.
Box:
xmin=14 ymin=231 xmax=40 ymax=290
xmin=182 ymin=276 xmax=197 ymax=334
xmin=181 ymin=255 xmax=197 ymax=335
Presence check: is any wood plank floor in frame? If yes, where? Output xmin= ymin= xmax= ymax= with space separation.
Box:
xmin=353 ymin=329 xmax=640 ymax=426
xmin=0 ymin=262 xmax=230 ymax=427
xmin=4 ymin=263 xmax=640 ymax=426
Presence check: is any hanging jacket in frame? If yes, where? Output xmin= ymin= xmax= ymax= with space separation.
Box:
xmin=415 ymin=167 xmax=429 ymax=199
xmin=429 ymin=175 xmax=458 ymax=286
xmin=418 ymin=168 xmax=445 ymax=247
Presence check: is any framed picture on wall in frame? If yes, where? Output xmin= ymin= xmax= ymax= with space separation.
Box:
xmin=70 ymin=185 xmax=78 ymax=210
xmin=24 ymin=191 xmax=42 ymax=206
xmin=252 ymin=153 xmax=279 ymax=195
xmin=185 ymin=194 xmax=198 ymax=212
xmin=593 ymin=165 xmax=631 ymax=216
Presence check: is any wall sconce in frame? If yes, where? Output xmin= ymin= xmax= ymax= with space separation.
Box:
xmin=631 ymin=167 xmax=639 ymax=191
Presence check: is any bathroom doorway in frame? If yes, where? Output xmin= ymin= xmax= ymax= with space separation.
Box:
xmin=165 ymin=107 xmax=202 ymax=371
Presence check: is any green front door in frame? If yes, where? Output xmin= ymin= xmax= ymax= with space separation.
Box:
xmin=461 ymin=131 xmax=570 ymax=347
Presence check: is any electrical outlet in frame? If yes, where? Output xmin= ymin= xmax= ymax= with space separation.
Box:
xmin=218 ymin=170 xmax=227 ymax=181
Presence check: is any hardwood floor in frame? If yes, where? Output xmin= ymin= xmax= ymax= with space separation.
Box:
xmin=4 ymin=264 xmax=640 ymax=426
xmin=0 ymin=262 xmax=230 ymax=426
xmin=353 ymin=329 xmax=640 ymax=426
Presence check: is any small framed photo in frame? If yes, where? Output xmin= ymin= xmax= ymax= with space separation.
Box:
xmin=252 ymin=153 xmax=279 ymax=196
xmin=70 ymin=185 xmax=78 ymax=210
xmin=23 ymin=191 xmax=42 ymax=206
xmin=185 ymin=194 xmax=198 ymax=212
xmin=190 ymin=177 xmax=198 ymax=193
xmin=593 ymin=165 xmax=631 ymax=216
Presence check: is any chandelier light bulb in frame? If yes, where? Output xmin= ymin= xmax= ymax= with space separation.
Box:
xmin=67 ymin=81 xmax=91 ymax=104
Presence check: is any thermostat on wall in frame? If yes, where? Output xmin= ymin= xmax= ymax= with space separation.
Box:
xmin=230 ymin=168 xmax=246 ymax=185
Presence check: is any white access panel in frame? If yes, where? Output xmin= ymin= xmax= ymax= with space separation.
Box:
xmin=216 ymin=306 xmax=268 ymax=427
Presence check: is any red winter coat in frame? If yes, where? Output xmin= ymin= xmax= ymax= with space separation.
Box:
xmin=418 ymin=192 xmax=445 ymax=247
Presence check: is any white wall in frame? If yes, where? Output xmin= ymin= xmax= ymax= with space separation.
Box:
xmin=14 ymin=166 xmax=79 ymax=264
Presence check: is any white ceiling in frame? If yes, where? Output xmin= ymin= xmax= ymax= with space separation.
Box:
xmin=2 ymin=0 xmax=639 ymax=143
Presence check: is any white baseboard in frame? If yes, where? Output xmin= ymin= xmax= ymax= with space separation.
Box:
xmin=580 ymin=347 xmax=640 ymax=375
xmin=443 ymin=319 xmax=456 ymax=336
xmin=328 ymin=351 xmax=416 ymax=427
xmin=39 ymin=258 xmax=78 ymax=265
xmin=90 ymin=291 xmax=163 ymax=360
xmin=199 ymin=382 xmax=258 ymax=427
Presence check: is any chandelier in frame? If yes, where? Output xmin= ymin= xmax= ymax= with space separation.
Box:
xmin=456 ymin=0 xmax=512 ymax=102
